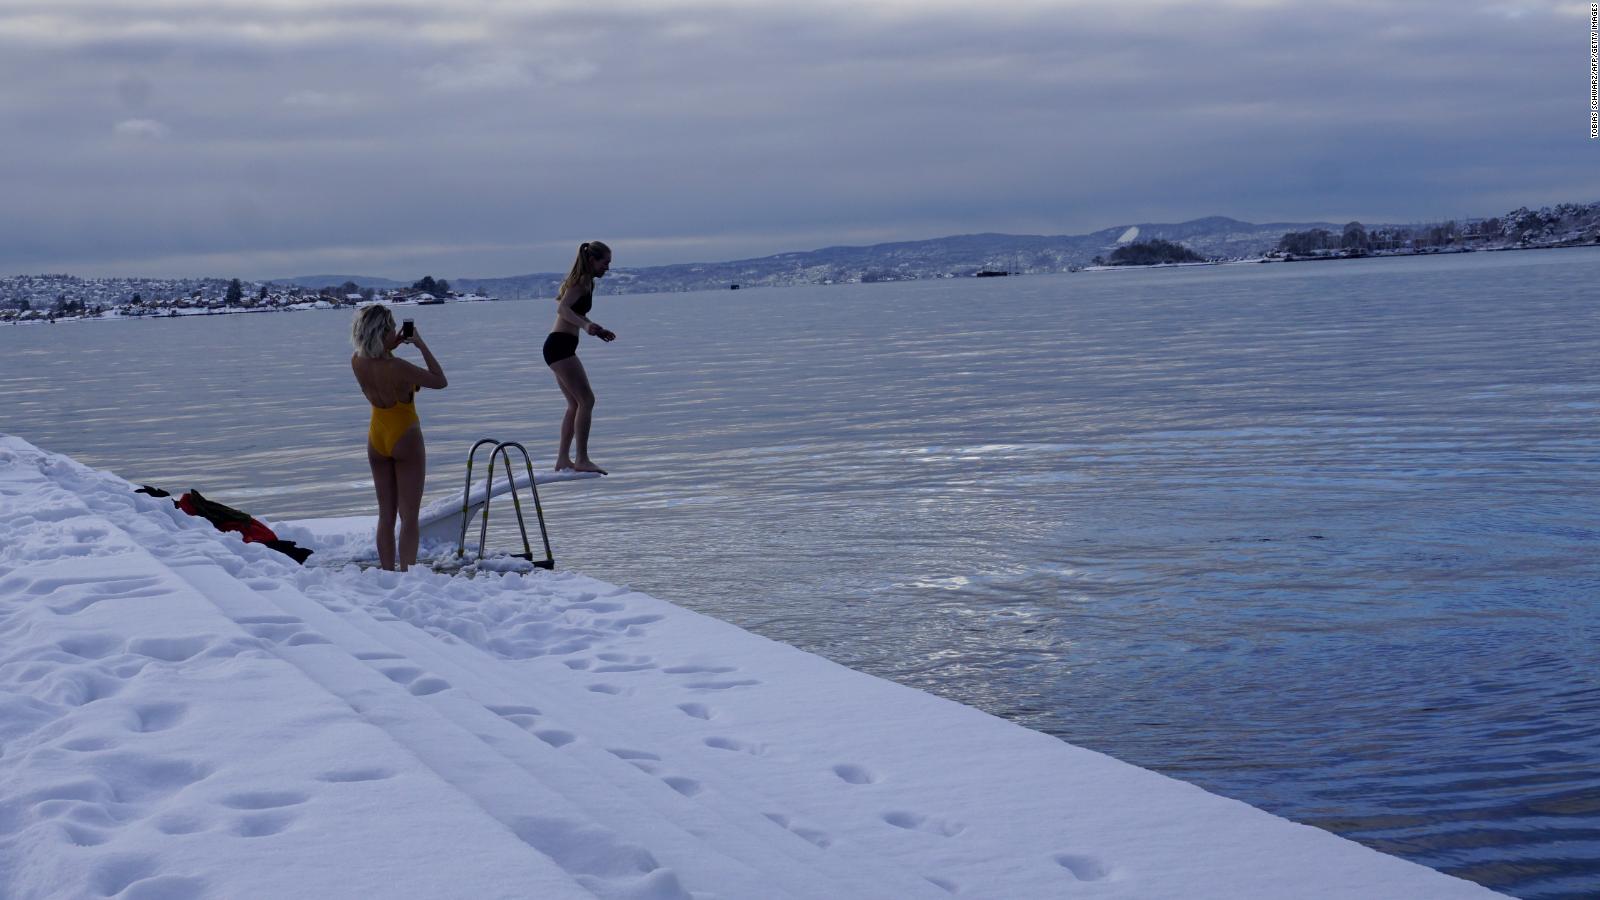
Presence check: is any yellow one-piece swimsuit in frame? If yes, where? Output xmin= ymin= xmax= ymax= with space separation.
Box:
xmin=368 ymin=397 xmax=420 ymax=457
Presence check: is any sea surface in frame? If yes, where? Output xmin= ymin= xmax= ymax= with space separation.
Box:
xmin=4 ymin=248 xmax=1599 ymax=898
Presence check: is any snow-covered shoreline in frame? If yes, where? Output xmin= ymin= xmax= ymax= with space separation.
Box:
xmin=0 ymin=295 xmax=494 ymax=328
xmin=0 ymin=435 xmax=1500 ymax=898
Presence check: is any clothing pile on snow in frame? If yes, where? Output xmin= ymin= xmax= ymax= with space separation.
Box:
xmin=136 ymin=486 xmax=313 ymax=564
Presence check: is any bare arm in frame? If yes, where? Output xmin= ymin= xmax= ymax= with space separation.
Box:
xmin=555 ymin=282 xmax=594 ymax=331
xmin=556 ymin=283 xmax=617 ymax=342
xmin=401 ymin=334 xmax=447 ymax=389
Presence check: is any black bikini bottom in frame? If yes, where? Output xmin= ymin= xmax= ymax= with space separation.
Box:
xmin=542 ymin=332 xmax=579 ymax=366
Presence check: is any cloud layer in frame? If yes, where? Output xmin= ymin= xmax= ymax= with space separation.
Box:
xmin=0 ymin=1 xmax=1588 ymax=278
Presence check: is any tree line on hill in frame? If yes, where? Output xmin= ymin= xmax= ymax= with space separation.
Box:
xmin=1278 ymin=203 xmax=1600 ymax=256
xmin=1091 ymin=239 xmax=1208 ymax=266
xmin=1276 ymin=221 xmax=1469 ymax=255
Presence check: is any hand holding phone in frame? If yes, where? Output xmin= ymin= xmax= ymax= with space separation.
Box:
xmin=400 ymin=320 xmax=415 ymax=341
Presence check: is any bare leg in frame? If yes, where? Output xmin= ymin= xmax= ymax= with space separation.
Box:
xmin=391 ymin=427 xmax=426 ymax=571
xmin=552 ymin=366 xmax=578 ymax=470
xmin=550 ymin=356 xmax=605 ymax=474
xmin=368 ymin=443 xmax=398 ymax=570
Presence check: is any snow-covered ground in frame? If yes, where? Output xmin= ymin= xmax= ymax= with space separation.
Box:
xmin=0 ymin=435 xmax=1501 ymax=899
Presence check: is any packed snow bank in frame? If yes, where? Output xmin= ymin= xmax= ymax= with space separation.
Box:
xmin=0 ymin=435 xmax=1500 ymax=899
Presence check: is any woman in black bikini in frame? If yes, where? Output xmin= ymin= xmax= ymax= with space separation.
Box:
xmin=543 ymin=240 xmax=615 ymax=474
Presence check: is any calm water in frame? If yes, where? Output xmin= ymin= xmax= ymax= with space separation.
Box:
xmin=5 ymin=249 xmax=1600 ymax=898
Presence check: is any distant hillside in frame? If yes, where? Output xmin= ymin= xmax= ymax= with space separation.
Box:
xmin=452 ymin=216 xmax=1345 ymax=298
xmin=280 ymin=203 xmax=1600 ymax=300
xmin=13 ymin=203 xmax=1596 ymax=315
xmin=269 ymin=274 xmax=409 ymax=290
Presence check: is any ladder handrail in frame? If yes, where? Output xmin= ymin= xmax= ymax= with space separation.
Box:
xmin=502 ymin=442 xmax=555 ymax=568
xmin=455 ymin=438 xmax=502 ymax=558
xmin=465 ymin=439 xmax=556 ymax=570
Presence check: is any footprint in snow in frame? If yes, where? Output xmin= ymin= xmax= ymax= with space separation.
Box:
xmin=375 ymin=664 xmax=452 ymax=696
xmin=233 ymin=615 xmax=300 ymax=626
xmin=231 ymin=811 xmax=296 ymax=838
xmin=378 ymin=665 xmax=424 ymax=684
xmin=605 ymin=749 xmax=662 ymax=774
xmin=91 ymin=854 xmax=159 ymax=896
xmin=661 ymin=776 xmax=702 ymax=797
xmin=506 ymin=815 xmax=669 ymax=887
xmin=831 ymin=764 xmax=876 ymax=785
xmin=684 ymin=678 xmax=761 ymax=691
xmin=407 ymin=677 xmax=451 ymax=696
xmin=564 ymin=601 xmax=624 ymax=613
xmin=56 ymin=634 xmax=124 ymax=659
xmin=883 ymin=811 xmax=965 ymax=837
xmin=118 ymin=874 xmax=209 ymax=898
xmin=596 ymin=652 xmax=634 ymax=662
xmin=487 ymin=704 xmax=542 ymax=717
xmin=675 ymin=702 xmax=714 ymax=721
xmin=48 ymin=753 xmax=212 ymax=811
xmin=1054 ymin=853 xmax=1112 ymax=881
xmin=127 ymin=636 xmax=211 ymax=663
xmin=237 ymin=616 xmax=330 ymax=647
xmin=603 ymin=614 xmax=664 ymax=632
xmin=59 ymin=822 xmax=110 ymax=847
xmin=535 ymin=730 xmax=576 ymax=748
xmin=130 ymin=701 xmax=188 ymax=733
xmin=219 ymin=790 xmax=309 ymax=810
xmin=154 ymin=812 xmax=210 ymax=835
xmin=486 ymin=705 xmax=541 ymax=731
xmin=704 ymin=736 xmax=765 ymax=756
xmin=219 ymin=790 xmax=304 ymax=837
xmin=49 ymin=576 xmax=169 ymax=615
xmin=763 ymin=812 xmax=832 ymax=849
xmin=593 ymin=653 xmax=657 ymax=673
xmin=587 ymin=683 xmax=624 ymax=695
xmin=316 ymin=767 xmax=395 ymax=784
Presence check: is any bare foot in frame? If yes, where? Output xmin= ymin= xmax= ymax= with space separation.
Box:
xmin=573 ymin=459 xmax=608 ymax=475
xmin=555 ymin=458 xmax=575 ymax=472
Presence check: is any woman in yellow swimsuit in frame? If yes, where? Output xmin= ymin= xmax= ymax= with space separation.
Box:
xmin=351 ymin=305 xmax=447 ymax=571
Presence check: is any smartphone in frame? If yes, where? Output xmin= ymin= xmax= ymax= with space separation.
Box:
xmin=400 ymin=320 xmax=414 ymax=339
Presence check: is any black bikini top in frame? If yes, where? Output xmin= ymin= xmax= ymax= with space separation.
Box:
xmin=572 ymin=289 xmax=593 ymax=317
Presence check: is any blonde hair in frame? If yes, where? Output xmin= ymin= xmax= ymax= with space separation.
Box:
xmin=558 ymin=240 xmax=611 ymax=299
xmin=351 ymin=304 xmax=395 ymax=359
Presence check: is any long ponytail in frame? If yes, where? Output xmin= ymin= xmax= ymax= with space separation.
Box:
xmin=558 ymin=240 xmax=611 ymax=299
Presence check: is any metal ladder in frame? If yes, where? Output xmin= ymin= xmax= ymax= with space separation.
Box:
xmin=455 ymin=438 xmax=555 ymax=569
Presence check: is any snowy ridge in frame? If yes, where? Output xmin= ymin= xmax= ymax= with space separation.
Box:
xmin=0 ymin=435 xmax=1500 ymax=898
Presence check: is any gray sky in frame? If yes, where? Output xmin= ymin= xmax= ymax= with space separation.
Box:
xmin=0 ymin=1 xmax=1590 ymax=279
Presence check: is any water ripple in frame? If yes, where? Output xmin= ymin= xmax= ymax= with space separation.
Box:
xmin=4 ymin=248 xmax=1600 ymax=897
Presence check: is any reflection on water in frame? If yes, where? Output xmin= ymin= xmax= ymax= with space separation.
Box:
xmin=5 ymin=248 xmax=1600 ymax=898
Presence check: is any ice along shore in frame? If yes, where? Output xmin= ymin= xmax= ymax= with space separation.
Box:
xmin=0 ymin=435 xmax=1501 ymax=899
